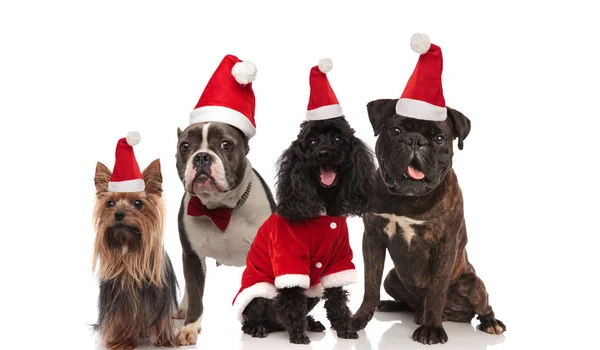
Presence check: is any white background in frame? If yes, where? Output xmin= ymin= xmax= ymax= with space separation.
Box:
xmin=1 ymin=1 xmax=598 ymax=349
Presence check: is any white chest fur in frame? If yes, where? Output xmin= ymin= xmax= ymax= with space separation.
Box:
xmin=182 ymin=172 xmax=272 ymax=267
xmin=374 ymin=213 xmax=426 ymax=247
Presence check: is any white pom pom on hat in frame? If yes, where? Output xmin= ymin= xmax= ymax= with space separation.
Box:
xmin=410 ymin=33 xmax=431 ymax=54
xmin=126 ymin=131 xmax=141 ymax=146
xmin=318 ymin=58 xmax=333 ymax=73
xmin=231 ymin=61 xmax=257 ymax=85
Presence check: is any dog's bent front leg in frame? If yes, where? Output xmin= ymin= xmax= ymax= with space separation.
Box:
xmin=412 ymin=236 xmax=458 ymax=345
xmin=276 ymin=287 xmax=310 ymax=344
xmin=177 ymin=252 xmax=206 ymax=346
xmin=350 ymin=218 xmax=387 ymax=331
xmin=324 ymin=287 xmax=358 ymax=339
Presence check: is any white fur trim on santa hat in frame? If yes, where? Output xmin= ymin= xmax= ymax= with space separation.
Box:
xmin=306 ymin=104 xmax=343 ymax=121
xmin=190 ymin=105 xmax=256 ymax=138
xmin=320 ymin=269 xmax=357 ymax=288
xmin=395 ymin=98 xmax=447 ymax=121
xmin=126 ymin=131 xmax=141 ymax=146
xmin=318 ymin=58 xmax=333 ymax=73
xmin=108 ymin=179 xmax=145 ymax=193
xmin=232 ymin=282 xmax=278 ymax=323
xmin=274 ymin=274 xmax=310 ymax=289
xmin=231 ymin=61 xmax=257 ymax=85
xmin=410 ymin=33 xmax=431 ymax=54
xmin=303 ymin=283 xmax=324 ymax=298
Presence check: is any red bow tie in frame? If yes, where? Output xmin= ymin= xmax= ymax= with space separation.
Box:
xmin=187 ymin=196 xmax=231 ymax=231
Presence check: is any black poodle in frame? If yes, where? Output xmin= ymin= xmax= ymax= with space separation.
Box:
xmin=241 ymin=116 xmax=376 ymax=344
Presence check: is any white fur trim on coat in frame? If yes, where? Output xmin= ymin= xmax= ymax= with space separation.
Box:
xmin=303 ymin=283 xmax=324 ymax=298
xmin=320 ymin=269 xmax=357 ymax=288
xmin=274 ymin=274 xmax=310 ymax=289
xmin=232 ymin=282 xmax=278 ymax=323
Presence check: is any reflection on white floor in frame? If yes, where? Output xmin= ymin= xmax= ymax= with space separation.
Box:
xmin=80 ymin=261 xmax=508 ymax=350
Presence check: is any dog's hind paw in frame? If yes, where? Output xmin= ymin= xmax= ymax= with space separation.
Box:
xmin=477 ymin=314 xmax=506 ymax=335
xmin=306 ymin=316 xmax=325 ymax=332
xmin=289 ymin=332 xmax=310 ymax=344
xmin=336 ymin=328 xmax=359 ymax=339
xmin=376 ymin=300 xmax=411 ymax=312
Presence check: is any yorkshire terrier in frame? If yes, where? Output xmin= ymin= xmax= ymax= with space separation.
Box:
xmin=92 ymin=132 xmax=178 ymax=350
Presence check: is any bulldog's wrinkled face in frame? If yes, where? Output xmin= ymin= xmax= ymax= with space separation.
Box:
xmin=367 ymin=99 xmax=471 ymax=197
xmin=376 ymin=115 xmax=454 ymax=196
xmin=176 ymin=122 xmax=249 ymax=195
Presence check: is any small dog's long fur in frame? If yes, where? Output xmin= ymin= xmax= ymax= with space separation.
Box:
xmin=243 ymin=116 xmax=375 ymax=344
xmin=92 ymin=159 xmax=178 ymax=350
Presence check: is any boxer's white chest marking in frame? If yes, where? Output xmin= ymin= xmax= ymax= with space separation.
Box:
xmin=374 ymin=213 xmax=426 ymax=246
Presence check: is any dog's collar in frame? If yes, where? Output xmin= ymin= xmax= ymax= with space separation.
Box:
xmin=231 ymin=180 xmax=252 ymax=216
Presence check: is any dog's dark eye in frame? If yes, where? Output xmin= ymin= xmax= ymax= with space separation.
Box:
xmin=221 ymin=140 xmax=232 ymax=150
xmin=308 ymin=140 xmax=317 ymax=149
xmin=133 ymin=199 xmax=143 ymax=209
xmin=434 ymin=135 xmax=445 ymax=144
xmin=389 ymin=127 xmax=401 ymax=136
xmin=106 ymin=200 xmax=115 ymax=208
xmin=334 ymin=136 xmax=344 ymax=145
xmin=180 ymin=142 xmax=190 ymax=153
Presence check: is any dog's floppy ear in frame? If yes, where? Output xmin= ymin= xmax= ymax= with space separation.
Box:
xmin=94 ymin=162 xmax=112 ymax=194
xmin=366 ymin=98 xmax=398 ymax=136
xmin=341 ymin=138 xmax=376 ymax=216
xmin=447 ymin=107 xmax=471 ymax=150
xmin=275 ymin=140 xmax=324 ymax=220
xmin=142 ymin=158 xmax=163 ymax=196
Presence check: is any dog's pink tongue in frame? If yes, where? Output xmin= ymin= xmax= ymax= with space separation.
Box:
xmin=406 ymin=165 xmax=425 ymax=180
xmin=320 ymin=168 xmax=337 ymax=186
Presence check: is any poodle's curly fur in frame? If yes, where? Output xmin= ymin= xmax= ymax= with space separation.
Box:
xmin=275 ymin=117 xmax=375 ymax=220
xmin=242 ymin=116 xmax=376 ymax=344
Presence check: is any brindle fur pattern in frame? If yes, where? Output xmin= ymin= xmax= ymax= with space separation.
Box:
xmin=350 ymin=99 xmax=505 ymax=345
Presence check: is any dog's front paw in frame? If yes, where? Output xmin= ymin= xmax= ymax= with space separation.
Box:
xmin=306 ymin=316 xmax=325 ymax=332
xmin=177 ymin=324 xmax=201 ymax=346
xmin=349 ymin=310 xmax=374 ymax=331
xmin=245 ymin=324 xmax=269 ymax=338
xmin=412 ymin=325 xmax=448 ymax=345
xmin=336 ymin=328 xmax=359 ymax=339
xmin=477 ymin=314 xmax=506 ymax=335
xmin=289 ymin=332 xmax=310 ymax=344
xmin=172 ymin=308 xmax=186 ymax=319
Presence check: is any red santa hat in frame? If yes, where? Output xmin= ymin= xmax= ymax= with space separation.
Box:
xmin=107 ymin=131 xmax=144 ymax=193
xmin=395 ymin=33 xmax=447 ymax=121
xmin=306 ymin=58 xmax=343 ymax=121
xmin=190 ymin=54 xmax=257 ymax=138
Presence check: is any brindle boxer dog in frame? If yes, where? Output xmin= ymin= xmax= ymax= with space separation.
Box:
xmin=350 ymin=99 xmax=505 ymax=345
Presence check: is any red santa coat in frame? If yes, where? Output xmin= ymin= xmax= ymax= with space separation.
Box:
xmin=232 ymin=213 xmax=356 ymax=322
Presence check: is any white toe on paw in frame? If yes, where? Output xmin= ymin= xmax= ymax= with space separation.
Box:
xmin=177 ymin=320 xmax=202 ymax=345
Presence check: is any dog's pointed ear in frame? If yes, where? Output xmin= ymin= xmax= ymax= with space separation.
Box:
xmin=142 ymin=158 xmax=163 ymax=196
xmin=447 ymin=107 xmax=471 ymax=150
xmin=177 ymin=127 xmax=183 ymax=138
xmin=94 ymin=162 xmax=112 ymax=194
xmin=366 ymin=98 xmax=398 ymax=136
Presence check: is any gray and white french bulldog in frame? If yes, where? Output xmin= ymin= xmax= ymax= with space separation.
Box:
xmin=174 ymin=121 xmax=275 ymax=345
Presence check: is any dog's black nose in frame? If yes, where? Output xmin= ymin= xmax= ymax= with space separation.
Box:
xmin=114 ymin=211 xmax=126 ymax=221
xmin=318 ymin=150 xmax=330 ymax=159
xmin=402 ymin=134 xmax=428 ymax=147
xmin=194 ymin=152 xmax=213 ymax=167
